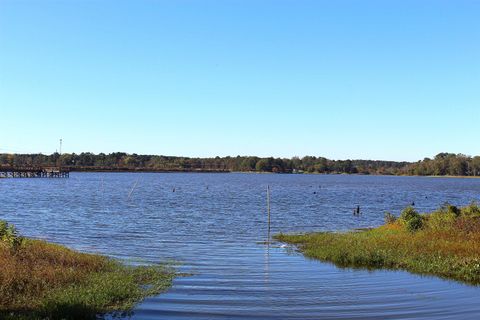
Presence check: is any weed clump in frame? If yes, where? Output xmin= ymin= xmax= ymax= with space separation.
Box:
xmin=444 ymin=203 xmax=461 ymax=216
xmin=0 ymin=220 xmax=24 ymax=249
xmin=461 ymin=202 xmax=480 ymax=217
xmin=384 ymin=212 xmax=397 ymax=224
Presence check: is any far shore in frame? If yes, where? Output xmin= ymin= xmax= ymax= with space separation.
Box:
xmin=3 ymin=164 xmax=480 ymax=178
xmin=69 ymin=170 xmax=480 ymax=179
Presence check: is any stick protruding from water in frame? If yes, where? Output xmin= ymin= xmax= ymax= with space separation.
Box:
xmin=267 ymin=185 xmax=271 ymax=243
xmin=127 ymin=179 xmax=139 ymax=201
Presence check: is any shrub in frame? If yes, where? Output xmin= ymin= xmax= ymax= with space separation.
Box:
xmin=0 ymin=220 xmax=7 ymax=236
xmin=0 ymin=220 xmax=24 ymax=249
xmin=427 ymin=211 xmax=456 ymax=231
xmin=439 ymin=203 xmax=460 ymax=216
xmin=446 ymin=204 xmax=461 ymax=216
xmin=399 ymin=207 xmax=423 ymax=232
xmin=405 ymin=215 xmax=423 ymax=232
xmin=399 ymin=207 xmax=418 ymax=221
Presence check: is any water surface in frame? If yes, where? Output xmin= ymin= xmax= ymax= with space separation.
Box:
xmin=1 ymin=173 xmax=479 ymax=319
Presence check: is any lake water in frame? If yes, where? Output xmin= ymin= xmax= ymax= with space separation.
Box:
xmin=1 ymin=173 xmax=480 ymax=319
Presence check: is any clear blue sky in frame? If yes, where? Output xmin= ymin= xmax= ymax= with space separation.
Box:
xmin=0 ymin=0 xmax=478 ymax=161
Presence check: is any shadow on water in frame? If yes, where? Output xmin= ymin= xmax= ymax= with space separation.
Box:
xmin=1 ymin=305 xmax=130 ymax=320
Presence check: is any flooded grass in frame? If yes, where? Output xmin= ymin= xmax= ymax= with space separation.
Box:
xmin=276 ymin=203 xmax=480 ymax=285
xmin=0 ymin=221 xmax=175 ymax=320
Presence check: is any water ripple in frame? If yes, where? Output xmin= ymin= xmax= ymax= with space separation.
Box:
xmin=1 ymin=173 xmax=480 ymax=319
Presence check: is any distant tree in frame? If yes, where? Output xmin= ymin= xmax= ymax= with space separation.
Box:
xmin=447 ymin=155 xmax=468 ymax=176
xmin=255 ymin=159 xmax=271 ymax=172
xmin=472 ymin=156 xmax=480 ymax=176
xmin=240 ymin=157 xmax=258 ymax=171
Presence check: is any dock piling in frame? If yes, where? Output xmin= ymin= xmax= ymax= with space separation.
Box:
xmin=0 ymin=166 xmax=69 ymax=178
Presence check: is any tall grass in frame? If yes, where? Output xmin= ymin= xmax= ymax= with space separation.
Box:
xmin=0 ymin=220 xmax=175 ymax=319
xmin=275 ymin=203 xmax=480 ymax=285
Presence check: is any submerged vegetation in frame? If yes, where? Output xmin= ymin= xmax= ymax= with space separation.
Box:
xmin=276 ymin=203 xmax=480 ymax=285
xmin=0 ymin=220 xmax=175 ymax=319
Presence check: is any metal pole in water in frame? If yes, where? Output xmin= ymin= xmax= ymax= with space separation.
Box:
xmin=267 ymin=185 xmax=271 ymax=243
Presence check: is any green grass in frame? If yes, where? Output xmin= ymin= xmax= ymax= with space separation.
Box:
xmin=0 ymin=220 xmax=175 ymax=319
xmin=275 ymin=203 xmax=480 ymax=285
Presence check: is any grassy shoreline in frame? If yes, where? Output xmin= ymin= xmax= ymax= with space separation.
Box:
xmin=0 ymin=221 xmax=175 ymax=319
xmin=275 ymin=203 xmax=480 ymax=285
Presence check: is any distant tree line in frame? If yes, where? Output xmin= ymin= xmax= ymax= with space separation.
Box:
xmin=405 ymin=153 xmax=480 ymax=176
xmin=0 ymin=152 xmax=479 ymax=176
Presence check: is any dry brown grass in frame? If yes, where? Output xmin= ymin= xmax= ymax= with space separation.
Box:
xmin=0 ymin=239 xmax=109 ymax=311
xmin=276 ymin=203 xmax=480 ymax=285
xmin=0 ymin=223 xmax=174 ymax=319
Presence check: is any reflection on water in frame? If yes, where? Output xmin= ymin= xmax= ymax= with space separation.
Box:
xmin=1 ymin=173 xmax=480 ymax=319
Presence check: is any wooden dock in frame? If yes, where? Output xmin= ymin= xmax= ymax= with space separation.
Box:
xmin=0 ymin=166 xmax=70 ymax=178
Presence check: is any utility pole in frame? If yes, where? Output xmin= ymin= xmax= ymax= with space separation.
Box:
xmin=58 ymin=139 xmax=63 ymax=169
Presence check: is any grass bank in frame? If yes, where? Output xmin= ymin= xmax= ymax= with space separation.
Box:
xmin=0 ymin=220 xmax=175 ymax=319
xmin=275 ymin=203 xmax=480 ymax=285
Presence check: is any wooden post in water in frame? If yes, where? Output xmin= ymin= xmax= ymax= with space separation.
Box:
xmin=267 ymin=185 xmax=271 ymax=243
xmin=127 ymin=179 xmax=139 ymax=200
